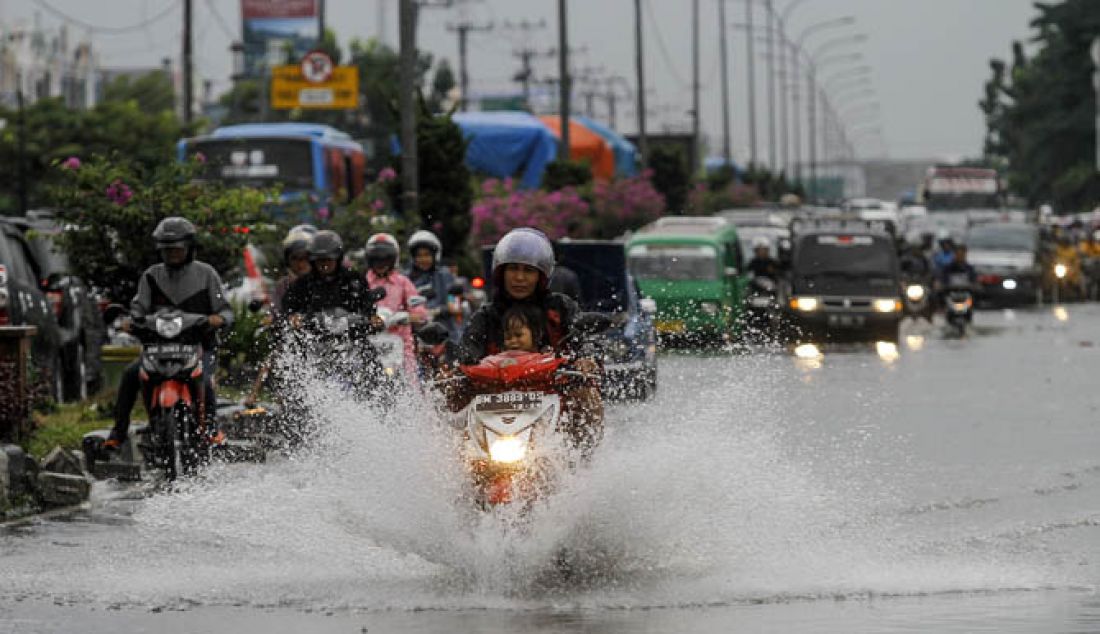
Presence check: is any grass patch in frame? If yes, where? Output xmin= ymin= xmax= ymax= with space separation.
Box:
xmin=26 ymin=399 xmax=114 ymax=460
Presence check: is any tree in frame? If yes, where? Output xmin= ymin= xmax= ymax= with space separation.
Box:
xmin=429 ymin=60 xmax=457 ymax=112
xmin=982 ymin=0 xmax=1100 ymax=210
xmin=648 ymin=145 xmax=689 ymax=213
xmin=102 ymin=70 xmax=176 ymax=114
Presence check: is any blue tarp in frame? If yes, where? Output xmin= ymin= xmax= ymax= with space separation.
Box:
xmin=453 ymin=111 xmax=559 ymax=189
xmin=574 ymin=116 xmax=638 ymax=177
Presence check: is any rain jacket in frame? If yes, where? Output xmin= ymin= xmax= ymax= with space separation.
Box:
xmin=406 ymin=264 xmax=461 ymax=342
xmin=366 ymin=268 xmax=428 ymax=378
xmin=456 ymin=292 xmax=581 ymax=365
xmin=130 ymin=260 xmax=233 ymax=349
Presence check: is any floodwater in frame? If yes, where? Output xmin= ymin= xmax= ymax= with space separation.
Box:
xmin=2 ymin=304 xmax=1098 ymax=633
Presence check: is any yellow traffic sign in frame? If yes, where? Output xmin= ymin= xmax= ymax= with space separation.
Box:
xmin=271 ymin=65 xmax=359 ymax=110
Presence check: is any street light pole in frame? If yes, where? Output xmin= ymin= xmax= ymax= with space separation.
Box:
xmin=745 ymin=0 xmax=758 ymax=168
xmin=559 ymin=0 xmax=572 ymax=161
xmin=765 ymin=0 xmax=776 ymax=173
xmin=399 ymin=0 xmax=419 ymax=219
xmin=634 ymin=0 xmax=647 ymax=165
xmin=692 ymin=0 xmax=701 ymax=174
xmin=719 ymin=0 xmax=732 ymax=166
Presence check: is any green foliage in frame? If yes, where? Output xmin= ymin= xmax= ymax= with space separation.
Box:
xmin=543 ymin=159 xmax=593 ymax=191
xmin=102 ymin=70 xmax=176 ymax=114
xmin=46 ymin=156 xmax=277 ymax=302
xmin=430 ymin=60 xmax=457 ymax=112
xmin=648 ymin=145 xmax=689 ymax=213
xmin=28 ymin=401 xmax=112 ymax=459
xmin=981 ymin=0 xmax=1100 ymax=210
xmin=218 ymin=302 xmax=271 ymax=387
xmin=416 ymin=108 xmax=473 ymax=258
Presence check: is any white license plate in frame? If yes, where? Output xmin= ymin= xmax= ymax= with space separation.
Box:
xmin=828 ymin=314 xmax=865 ymax=328
xmin=474 ymin=392 xmax=544 ymax=412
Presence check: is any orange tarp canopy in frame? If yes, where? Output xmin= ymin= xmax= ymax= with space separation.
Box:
xmin=538 ymin=115 xmax=616 ymax=182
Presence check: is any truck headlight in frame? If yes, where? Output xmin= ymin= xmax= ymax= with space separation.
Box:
xmin=873 ymin=298 xmax=901 ymax=313
xmin=790 ymin=296 xmax=819 ymax=312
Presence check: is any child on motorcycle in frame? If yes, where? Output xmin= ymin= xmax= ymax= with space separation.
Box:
xmin=365 ymin=233 xmax=427 ymax=380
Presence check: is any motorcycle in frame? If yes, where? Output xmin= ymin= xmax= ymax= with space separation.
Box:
xmin=743 ymin=275 xmax=780 ymax=338
xmin=942 ymin=273 xmax=974 ymax=336
xmin=131 ymin=308 xmax=217 ymax=481
xmin=422 ymin=314 xmax=609 ymax=510
xmin=370 ymin=303 xmax=416 ymax=383
xmin=902 ymin=276 xmax=934 ymax=322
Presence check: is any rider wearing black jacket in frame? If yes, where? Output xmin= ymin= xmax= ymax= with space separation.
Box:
xmin=282 ymin=230 xmax=382 ymax=331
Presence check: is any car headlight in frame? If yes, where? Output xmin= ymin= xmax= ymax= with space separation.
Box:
xmin=699 ymin=301 xmax=720 ymax=316
xmin=488 ymin=435 xmax=528 ymax=463
xmin=1002 ymin=279 xmax=1017 ymax=290
xmin=905 ymin=285 xmax=925 ymax=301
xmin=156 ymin=316 xmax=183 ymax=338
xmin=1054 ymin=263 xmax=1068 ymax=279
xmin=873 ymin=298 xmax=901 ymax=313
xmin=790 ymin=296 xmax=819 ymax=312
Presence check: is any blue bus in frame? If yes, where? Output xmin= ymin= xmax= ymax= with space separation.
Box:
xmin=178 ymin=123 xmax=367 ymax=219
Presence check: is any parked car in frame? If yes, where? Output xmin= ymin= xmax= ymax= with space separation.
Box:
xmin=627 ymin=216 xmax=748 ymax=344
xmin=0 ymin=219 xmax=64 ymax=399
xmin=783 ymin=217 xmax=903 ymax=343
xmin=6 ymin=212 xmax=106 ymax=400
xmin=965 ymin=222 xmax=1047 ymax=306
xmin=481 ymin=241 xmax=658 ymax=400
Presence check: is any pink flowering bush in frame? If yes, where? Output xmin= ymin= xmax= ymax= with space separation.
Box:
xmin=471 ymin=178 xmax=590 ymax=244
xmin=472 ymin=175 xmax=668 ymax=244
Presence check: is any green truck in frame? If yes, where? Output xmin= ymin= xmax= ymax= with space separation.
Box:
xmin=626 ymin=217 xmax=748 ymax=344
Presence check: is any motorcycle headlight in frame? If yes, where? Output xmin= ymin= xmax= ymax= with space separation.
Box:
xmin=873 ymin=298 xmax=901 ymax=313
xmin=156 ymin=316 xmax=183 ymax=338
xmin=790 ymin=296 xmax=819 ymax=312
xmin=905 ymin=285 xmax=925 ymax=301
xmin=1054 ymin=263 xmax=1068 ymax=279
xmin=488 ymin=435 xmax=528 ymax=464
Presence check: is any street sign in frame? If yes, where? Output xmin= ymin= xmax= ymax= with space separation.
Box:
xmin=271 ymin=64 xmax=358 ymax=110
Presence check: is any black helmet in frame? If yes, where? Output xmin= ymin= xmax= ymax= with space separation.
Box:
xmin=308 ymin=230 xmax=344 ymax=261
xmin=153 ymin=217 xmax=196 ymax=249
xmin=366 ymin=233 xmax=400 ymax=268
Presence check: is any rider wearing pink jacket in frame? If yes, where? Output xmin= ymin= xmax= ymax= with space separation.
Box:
xmin=364 ymin=233 xmax=427 ymax=380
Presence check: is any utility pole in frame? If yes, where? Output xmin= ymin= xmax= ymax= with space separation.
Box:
xmin=16 ymin=80 xmax=27 ymax=215
xmin=557 ymin=0 xmax=571 ymax=160
xmin=447 ymin=19 xmax=493 ymax=111
xmin=790 ymin=42 xmax=802 ymax=186
xmin=399 ymin=0 xmax=419 ymax=219
xmin=319 ymin=0 xmax=326 ymax=34
xmin=691 ymin=0 xmax=700 ymax=174
xmin=765 ymin=0 xmax=776 ymax=173
xmin=506 ymin=20 xmax=548 ymax=109
xmin=1093 ymin=38 xmax=1100 ymax=171
xmin=182 ymin=0 xmax=193 ymax=126
xmin=808 ymin=66 xmax=817 ymax=203
xmin=634 ymin=0 xmax=648 ymax=165
xmin=778 ymin=17 xmax=788 ymax=175
xmin=718 ymin=0 xmax=732 ymax=166
xmin=745 ymin=0 xmax=757 ymax=169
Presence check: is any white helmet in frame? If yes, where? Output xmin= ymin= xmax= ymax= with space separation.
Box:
xmin=407 ymin=230 xmax=443 ymax=262
xmin=752 ymin=236 xmax=771 ymax=250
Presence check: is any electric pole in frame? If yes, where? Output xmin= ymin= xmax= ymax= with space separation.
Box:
xmin=745 ymin=0 xmax=757 ymax=169
xmin=691 ymin=0 xmax=700 ymax=174
xmin=634 ymin=0 xmax=647 ymax=165
xmin=765 ymin=0 xmax=776 ymax=173
xmin=505 ymin=20 xmax=548 ymax=109
xmin=182 ymin=0 xmax=193 ymax=125
xmin=557 ymin=0 xmax=571 ymax=160
xmin=719 ymin=0 xmax=732 ymax=165
xmin=399 ymin=0 xmax=419 ymax=219
xmin=447 ymin=19 xmax=493 ymax=111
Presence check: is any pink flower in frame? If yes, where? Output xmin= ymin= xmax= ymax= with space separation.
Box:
xmin=377 ymin=167 xmax=397 ymax=183
xmin=194 ymin=152 xmax=206 ymax=164
xmin=62 ymin=156 xmax=81 ymax=170
xmin=371 ymin=199 xmax=385 ymax=211
xmin=105 ymin=179 xmax=133 ymax=206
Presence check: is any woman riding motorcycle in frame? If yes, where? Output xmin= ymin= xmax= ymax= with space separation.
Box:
xmin=364 ymin=233 xmax=427 ymax=379
xmin=454 ymin=228 xmax=603 ymax=449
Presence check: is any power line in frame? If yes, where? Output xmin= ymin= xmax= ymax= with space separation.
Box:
xmin=204 ymin=0 xmax=237 ymax=41
xmin=643 ymin=0 xmax=690 ymax=89
xmin=31 ymin=0 xmax=179 ymax=35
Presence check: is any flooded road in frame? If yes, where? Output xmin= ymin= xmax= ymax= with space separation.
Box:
xmin=2 ymin=304 xmax=1098 ymax=633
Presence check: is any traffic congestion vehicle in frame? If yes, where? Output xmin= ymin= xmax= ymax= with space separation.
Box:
xmin=966 ymin=222 xmax=1047 ymax=305
xmin=783 ymin=217 xmax=903 ymax=343
xmin=7 ymin=212 xmax=106 ymax=400
xmin=0 ymin=219 xmax=64 ymax=399
xmin=178 ymin=123 xmax=367 ymax=221
xmin=626 ymin=216 xmax=748 ymax=344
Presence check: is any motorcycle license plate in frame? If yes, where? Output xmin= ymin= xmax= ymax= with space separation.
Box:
xmin=145 ymin=343 xmax=197 ymax=356
xmin=828 ymin=314 xmax=865 ymax=328
xmin=656 ymin=320 xmax=685 ymax=334
xmin=474 ymin=392 xmax=544 ymax=412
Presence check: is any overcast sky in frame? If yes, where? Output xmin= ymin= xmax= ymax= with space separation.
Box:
xmin=2 ymin=0 xmax=1039 ymax=162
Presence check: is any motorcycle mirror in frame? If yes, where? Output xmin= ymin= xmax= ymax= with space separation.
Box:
xmin=102 ymin=303 xmax=127 ymax=325
xmin=416 ymin=322 xmax=450 ymax=345
xmin=366 ymin=287 xmax=387 ymax=303
xmin=247 ymin=298 xmax=264 ymax=313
